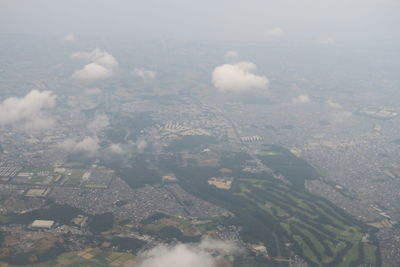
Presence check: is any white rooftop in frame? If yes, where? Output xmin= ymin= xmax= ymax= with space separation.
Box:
xmin=31 ymin=220 xmax=54 ymax=228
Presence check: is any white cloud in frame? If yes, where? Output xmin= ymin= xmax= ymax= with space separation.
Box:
xmin=326 ymin=100 xmax=342 ymax=109
xmin=0 ymin=90 xmax=56 ymax=129
xmin=24 ymin=116 xmax=55 ymax=131
xmin=72 ymin=48 xmax=118 ymax=81
xmin=63 ymin=33 xmax=76 ymax=42
xmin=137 ymin=237 xmax=240 ymax=267
xmin=212 ymin=62 xmax=268 ymax=92
xmin=75 ymin=137 xmax=100 ymax=153
xmin=326 ymin=101 xmax=350 ymax=124
xmin=72 ymin=63 xmax=113 ymax=81
xmin=71 ymin=48 xmax=118 ymax=67
xmin=106 ymin=143 xmax=126 ymax=155
xmin=59 ymin=136 xmax=100 ymax=154
xmin=87 ymin=114 xmax=109 ymax=133
xmin=224 ymin=50 xmax=239 ymax=59
xmin=291 ymin=94 xmax=311 ymax=104
xmin=269 ymin=27 xmax=284 ymax=36
xmin=136 ymin=139 xmax=148 ymax=153
xmin=133 ymin=68 xmax=157 ymax=79
xmin=331 ymin=111 xmax=352 ymax=124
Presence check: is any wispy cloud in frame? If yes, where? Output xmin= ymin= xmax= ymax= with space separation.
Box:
xmin=133 ymin=68 xmax=157 ymax=79
xmin=63 ymin=33 xmax=76 ymax=42
xmin=292 ymin=94 xmax=311 ymax=104
xmin=269 ymin=27 xmax=284 ymax=36
xmin=224 ymin=50 xmax=239 ymax=59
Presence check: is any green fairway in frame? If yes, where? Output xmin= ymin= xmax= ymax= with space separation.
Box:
xmin=165 ymin=144 xmax=380 ymax=266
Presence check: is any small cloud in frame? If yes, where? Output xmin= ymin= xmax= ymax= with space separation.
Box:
xmin=212 ymin=62 xmax=269 ymax=92
xmin=106 ymin=144 xmax=126 ymax=155
xmin=269 ymin=27 xmax=284 ymax=36
xmin=71 ymin=48 xmax=118 ymax=67
xmin=87 ymin=114 xmax=109 ymax=133
xmin=133 ymin=68 xmax=157 ymax=79
xmin=59 ymin=136 xmax=100 ymax=154
xmin=326 ymin=100 xmax=342 ymax=109
xmin=136 ymin=139 xmax=148 ymax=153
xmin=224 ymin=50 xmax=239 ymax=59
xmin=0 ymin=90 xmax=57 ymax=130
xmin=71 ymin=48 xmax=118 ymax=82
xmin=72 ymin=63 xmax=113 ymax=81
xmin=331 ymin=111 xmax=352 ymax=124
xmin=292 ymin=94 xmax=311 ymax=104
xmin=137 ymin=237 xmax=241 ymax=267
xmin=63 ymin=33 xmax=76 ymax=42
xmin=24 ymin=116 xmax=55 ymax=131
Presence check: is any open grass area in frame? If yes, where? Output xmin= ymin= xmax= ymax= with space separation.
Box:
xmin=338 ymin=244 xmax=359 ymax=267
xmin=126 ymin=138 xmax=380 ymax=267
xmin=21 ymin=166 xmax=53 ymax=173
xmin=63 ymin=169 xmax=86 ymax=186
xmin=236 ymin=179 xmax=378 ymax=266
xmin=12 ymin=166 xmax=59 ymax=185
xmin=363 ymin=243 xmax=377 ymax=263
xmin=30 ymin=175 xmax=48 ymax=184
xmin=172 ymin=148 xmax=379 ymax=266
xmin=0 ymin=216 xmax=8 ymax=224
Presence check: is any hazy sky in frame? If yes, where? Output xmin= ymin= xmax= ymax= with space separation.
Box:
xmin=0 ymin=0 xmax=399 ymax=44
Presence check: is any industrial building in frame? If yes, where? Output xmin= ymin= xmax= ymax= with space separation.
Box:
xmin=31 ymin=220 xmax=55 ymax=229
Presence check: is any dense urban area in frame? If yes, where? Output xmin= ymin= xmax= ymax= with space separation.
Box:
xmin=0 ymin=33 xmax=399 ymax=267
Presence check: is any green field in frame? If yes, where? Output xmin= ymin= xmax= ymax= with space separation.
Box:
xmin=63 ymin=169 xmax=87 ymax=186
xmin=158 ymin=142 xmax=380 ymax=267
xmin=12 ymin=166 xmax=89 ymax=187
xmin=108 ymin=135 xmax=381 ymax=266
xmin=12 ymin=166 xmax=57 ymax=185
xmin=236 ymin=178 xmax=377 ymax=266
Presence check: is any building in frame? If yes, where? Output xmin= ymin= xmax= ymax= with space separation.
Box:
xmin=25 ymin=188 xmax=48 ymax=197
xmin=31 ymin=220 xmax=55 ymax=229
